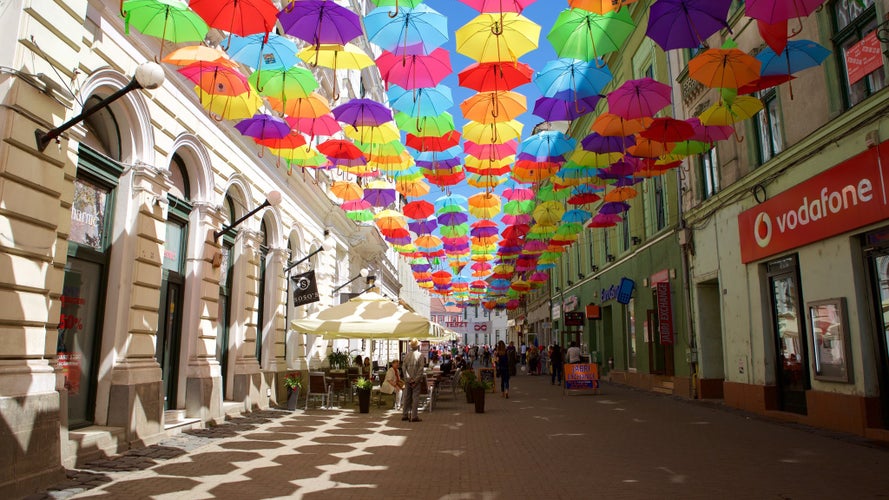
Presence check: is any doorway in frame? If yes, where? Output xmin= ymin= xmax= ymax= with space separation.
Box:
xmin=766 ymin=256 xmax=809 ymax=415
xmin=157 ymin=279 xmax=182 ymax=409
xmin=865 ymin=245 xmax=889 ymax=428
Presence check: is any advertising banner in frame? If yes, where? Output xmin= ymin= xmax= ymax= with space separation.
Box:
xmin=565 ymin=363 xmax=600 ymax=392
xmin=656 ymin=282 xmax=674 ymax=345
xmin=292 ymin=270 xmax=320 ymax=307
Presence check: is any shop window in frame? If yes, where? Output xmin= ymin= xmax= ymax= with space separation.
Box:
xmin=755 ymin=89 xmax=784 ymax=164
xmin=621 ymin=211 xmax=631 ymax=251
xmin=832 ymin=0 xmax=885 ymax=108
xmin=627 ymin=298 xmax=637 ymax=370
xmin=256 ymin=219 xmax=269 ymax=362
xmin=653 ymin=176 xmax=667 ymax=230
xmin=699 ymin=147 xmax=719 ymax=199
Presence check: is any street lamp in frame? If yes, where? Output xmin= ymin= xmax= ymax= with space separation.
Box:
xmin=35 ymin=61 xmax=165 ymax=151
xmin=284 ymin=232 xmax=336 ymax=273
xmin=214 ymin=191 xmax=282 ymax=241
xmin=332 ymin=268 xmax=369 ymax=294
xmin=360 ymin=274 xmax=377 ymax=294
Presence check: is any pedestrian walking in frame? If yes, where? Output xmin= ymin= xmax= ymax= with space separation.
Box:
xmin=494 ymin=340 xmax=510 ymax=398
xmin=401 ymin=338 xmax=426 ymax=422
xmin=507 ymin=341 xmax=518 ymax=377
xmin=527 ymin=345 xmax=539 ymax=375
xmin=550 ymin=343 xmax=563 ymax=385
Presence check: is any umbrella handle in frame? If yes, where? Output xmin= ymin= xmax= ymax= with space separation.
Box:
xmin=388 ymin=0 xmax=399 ymax=18
xmin=119 ymin=0 xmax=126 ymax=17
xmin=284 ymin=0 xmax=297 ymax=13
xmin=491 ymin=21 xmax=503 ymax=36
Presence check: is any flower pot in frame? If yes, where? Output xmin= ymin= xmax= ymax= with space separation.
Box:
xmin=286 ymin=388 xmax=300 ymax=411
xmin=471 ymin=387 xmax=486 ymax=413
xmin=357 ymin=388 xmax=371 ymax=413
xmin=465 ymin=386 xmax=474 ymax=403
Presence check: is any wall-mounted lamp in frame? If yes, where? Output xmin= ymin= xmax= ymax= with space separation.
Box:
xmin=36 ymin=62 xmax=165 ymax=151
xmin=578 ymin=273 xmax=585 ymax=280
xmin=214 ymin=191 xmax=282 ymax=241
xmin=332 ymin=268 xmax=369 ymax=294
xmin=631 ymin=236 xmax=642 ymax=245
xmin=284 ymin=230 xmax=335 ymax=273
xmin=555 ymin=286 xmax=561 ymax=292
xmin=591 ymin=265 xmax=599 ymax=272
xmin=567 ymin=280 xmax=574 ymax=286
xmin=606 ymin=254 xmax=616 ymax=262
xmin=366 ymin=275 xmax=377 ymax=287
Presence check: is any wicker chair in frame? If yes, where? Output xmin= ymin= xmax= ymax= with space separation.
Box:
xmin=305 ymin=372 xmax=331 ymax=410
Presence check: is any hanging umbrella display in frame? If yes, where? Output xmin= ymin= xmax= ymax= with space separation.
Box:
xmin=645 ymin=0 xmax=733 ymax=51
xmin=406 ymin=131 xmax=462 ymax=152
xmin=468 ymin=192 xmax=502 ymax=219
xmin=234 ymin=113 xmax=290 ymax=141
xmin=607 ymin=77 xmax=673 ymax=120
xmin=409 ymin=217 xmax=438 ymax=235
xmin=190 ymin=0 xmax=278 ymax=38
xmin=161 ymin=45 xmax=234 ymax=67
xmin=463 ymin=120 xmax=524 ymax=144
xmin=755 ymin=39 xmax=830 ymax=98
xmin=698 ymin=95 xmax=764 ymax=126
xmin=592 ymin=112 xmax=652 ymax=136
xmin=279 ymin=0 xmax=364 ymax=49
xmin=532 ymin=93 xmax=602 ymax=121
xmin=179 ymin=63 xmax=250 ymax=96
xmin=388 ymin=84 xmax=454 ymax=118
xmin=198 ymin=87 xmax=262 ymax=120
xmin=403 ymin=200 xmax=435 ymax=220
xmin=638 ymin=117 xmax=696 ymax=143
xmin=332 ymin=98 xmax=394 ymax=128
xmin=287 ymin=114 xmax=341 ymax=139
xmin=376 ymin=48 xmax=452 ymax=90
xmin=532 ymin=201 xmax=566 ymax=225
xmin=518 ymin=131 xmax=576 ymax=161
xmin=395 ymin=112 xmax=456 ymax=136
xmin=455 ymin=12 xmax=541 ymax=63
xmin=568 ymin=0 xmax=640 ymax=13
xmin=318 ymin=139 xmax=364 ymax=160
xmin=269 ymin=93 xmax=331 ymax=119
xmin=535 ymin=58 xmax=612 ymax=99
xmin=567 ymin=185 xmax=602 ymax=205
xmin=685 ymin=117 xmax=735 ymax=143
xmin=297 ymin=43 xmax=375 ymax=99
xmin=249 ymin=66 xmax=318 ymax=100
xmin=737 ymin=74 xmax=796 ymax=95
xmin=226 ymin=33 xmax=299 ymax=71
xmin=581 ymin=132 xmax=635 ymax=153
xmin=745 ymin=0 xmax=825 ymax=35
xmin=330 ymin=180 xmax=364 ymax=201
xmin=364 ymin=4 xmax=450 ymax=55
xmin=345 ymin=123 xmax=402 ymax=144
xmin=547 ymin=8 xmax=635 ymax=62
xmin=604 ymin=186 xmax=638 ymax=202
xmin=458 ymin=61 xmax=534 ymax=92
xmin=122 ymin=0 xmax=209 ymax=59
xmin=688 ymin=47 xmax=762 ymax=89
xmin=460 ymin=91 xmax=527 ymax=124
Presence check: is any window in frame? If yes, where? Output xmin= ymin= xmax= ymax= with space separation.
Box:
xmin=833 ymin=0 xmax=885 ymax=108
xmin=653 ymin=176 xmax=667 ymax=230
xmin=700 ymin=147 xmax=719 ymax=199
xmin=621 ymin=211 xmax=630 ymax=251
xmin=627 ymin=298 xmax=637 ymax=370
xmin=756 ymin=89 xmax=784 ymax=164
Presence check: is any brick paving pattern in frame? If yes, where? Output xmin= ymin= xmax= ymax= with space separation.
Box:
xmin=25 ymin=375 xmax=889 ymax=500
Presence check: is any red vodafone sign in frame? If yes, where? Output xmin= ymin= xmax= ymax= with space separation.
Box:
xmin=738 ymin=144 xmax=889 ymax=263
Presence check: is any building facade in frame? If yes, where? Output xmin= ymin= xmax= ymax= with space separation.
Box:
xmin=0 ymin=0 xmax=424 ymax=495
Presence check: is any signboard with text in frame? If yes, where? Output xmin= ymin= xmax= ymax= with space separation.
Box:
xmin=656 ymin=282 xmax=674 ymax=345
xmin=292 ymin=270 xmax=320 ymax=307
xmin=738 ymin=143 xmax=889 ymax=263
xmin=846 ymin=30 xmax=883 ymax=85
xmin=564 ymin=363 xmax=600 ymax=392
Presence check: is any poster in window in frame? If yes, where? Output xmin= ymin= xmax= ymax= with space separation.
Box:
xmin=808 ymin=298 xmax=851 ymax=382
xmin=70 ymin=178 xmax=109 ymax=250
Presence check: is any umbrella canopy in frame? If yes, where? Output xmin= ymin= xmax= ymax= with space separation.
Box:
xmin=755 ymin=39 xmax=831 ymax=77
xmin=179 ymin=63 xmax=250 ymax=96
xmin=688 ymin=48 xmax=762 ymax=89
xmin=745 ymin=0 xmax=825 ymax=24
xmin=646 ymin=0 xmax=733 ymax=51
xmin=535 ymin=58 xmax=612 ymax=98
xmin=364 ymin=4 xmax=450 ymax=54
xmin=461 ymin=91 xmax=527 ymax=124
xmin=250 ymin=66 xmax=318 ymax=101
xmin=455 ymin=12 xmax=541 ymax=63
xmin=459 ymin=61 xmax=534 ymax=92
xmin=279 ymin=0 xmax=364 ymax=47
xmin=226 ymin=33 xmax=299 ymax=70
xmin=190 ymin=0 xmax=278 ymax=37
xmin=376 ymin=48 xmax=452 ymax=90
xmin=607 ymin=77 xmax=673 ymax=120
xmin=332 ymin=98 xmax=394 ymax=127
xmin=234 ymin=113 xmax=290 ymax=140
xmin=291 ymin=292 xmax=438 ymax=339
xmin=548 ymin=8 xmax=634 ymax=62
xmin=122 ymin=0 xmax=208 ymax=47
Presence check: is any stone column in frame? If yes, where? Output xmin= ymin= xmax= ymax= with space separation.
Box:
xmin=184 ymin=201 xmax=225 ymax=421
xmin=232 ymin=230 xmax=263 ymax=410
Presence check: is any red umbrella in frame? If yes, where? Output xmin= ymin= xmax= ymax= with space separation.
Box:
xmin=255 ymin=133 xmax=306 ymax=149
xmin=403 ymin=200 xmax=435 ymax=220
xmin=318 ymin=139 xmax=363 ymax=160
xmin=458 ymin=61 xmax=534 ymax=92
xmin=638 ymin=117 xmax=695 ymax=143
xmin=286 ymin=115 xmax=341 ymax=139
xmin=376 ymin=48 xmax=452 ymax=90
xmin=757 ymin=19 xmax=789 ymax=54
xmin=737 ymin=74 xmax=796 ymax=95
xmin=406 ymin=130 xmax=462 ymax=152
xmin=190 ymin=0 xmax=278 ymax=38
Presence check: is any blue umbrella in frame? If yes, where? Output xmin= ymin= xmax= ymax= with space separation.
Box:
xmin=364 ymin=4 xmax=450 ymax=54
xmin=387 ymin=84 xmax=454 ymax=117
xmin=534 ymin=58 xmax=612 ymax=98
xmin=226 ymin=33 xmax=298 ymax=70
xmin=417 ymin=146 xmax=463 ymax=164
xmin=517 ymin=131 xmax=577 ymax=160
xmin=435 ymin=193 xmax=469 ymax=212
xmin=756 ymin=39 xmax=831 ymax=76
xmin=562 ymin=209 xmax=592 ymax=224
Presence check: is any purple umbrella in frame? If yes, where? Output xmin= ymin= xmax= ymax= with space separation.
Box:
xmin=646 ymin=0 xmax=733 ymax=51
xmin=588 ymin=213 xmax=622 ymax=228
xmin=517 ymin=151 xmax=566 ymax=163
xmin=533 ymin=93 xmax=601 ymax=121
xmin=416 ymin=157 xmax=462 ymax=169
xmin=362 ymin=187 xmax=396 ymax=207
xmin=615 ymin=176 xmax=644 ymax=187
xmin=332 ymin=98 xmax=394 ymax=127
xmin=599 ymin=201 xmax=631 ymax=215
xmin=411 ymin=263 xmax=432 ymax=272
xmin=278 ymin=0 xmax=364 ymax=48
xmin=438 ymin=212 xmax=469 ymax=226
xmin=234 ymin=114 xmax=291 ymax=140
xmin=470 ymin=225 xmax=499 ymax=238
xmin=409 ymin=218 xmax=438 ymax=235
xmin=581 ymin=132 xmax=635 ymax=153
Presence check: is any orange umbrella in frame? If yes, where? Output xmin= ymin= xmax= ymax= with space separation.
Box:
xmin=467 ymin=192 xmax=502 ymax=219
xmin=688 ymin=48 xmax=761 ymax=89
xmin=396 ymin=178 xmax=431 ymax=197
xmin=162 ymin=45 xmax=235 ymax=67
xmin=268 ymin=93 xmax=331 ymax=118
xmin=592 ymin=112 xmax=652 ymax=136
xmin=330 ymin=180 xmax=364 ymax=200
xmin=569 ymin=0 xmax=639 ymax=13
xmin=460 ymin=91 xmax=527 ymax=124
xmin=627 ymin=137 xmax=674 ymax=158
xmin=604 ymin=186 xmax=638 ymax=202
xmin=374 ymin=209 xmax=408 ymax=233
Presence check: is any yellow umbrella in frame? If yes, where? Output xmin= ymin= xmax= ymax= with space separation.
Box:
xmin=197 ymin=86 xmax=261 ymax=120
xmin=344 ymin=122 xmax=401 ymax=144
xmin=374 ymin=209 xmax=408 ymax=233
xmin=456 ymin=13 xmax=541 ymax=63
xmin=568 ymin=150 xmax=622 ymax=166
xmin=396 ymin=178 xmax=430 ymax=197
xmin=467 ymin=192 xmax=502 ymax=219
xmin=532 ymin=201 xmax=565 ymax=225
xmin=463 ymin=120 xmax=523 ymax=144
xmin=464 ymin=155 xmax=515 ymax=171
xmin=699 ymin=96 xmax=763 ymax=126
xmin=298 ymin=43 xmax=375 ymax=100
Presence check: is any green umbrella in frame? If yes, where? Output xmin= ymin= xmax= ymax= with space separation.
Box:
xmin=439 ymin=224 xmax=470 ymax=238
xmin=536 ymin=183 xmax=571 ymax=202
xmin=547 ymin=8 xmax=634 ymax=62
xmin=395 ymin=111 xmax=455 ymax=136
xmin=503 ymin=199 xmax=535 ymax=215
xmin=346 ymin=209 xmax=375 ymax=222
xmin=122 ymin=0 xmax=208 ymax=58
xmin=249 ymin=67 xmax=319 ymax=102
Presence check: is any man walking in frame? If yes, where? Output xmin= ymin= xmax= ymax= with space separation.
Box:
xmin=402 ymin=338 xmax=426 ymax=422
xmin=550 ymin=342 xmax=563 ymax=385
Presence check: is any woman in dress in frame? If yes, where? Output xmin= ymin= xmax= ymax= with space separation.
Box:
xmin=494 ymin=340 xmax=510 ymax=398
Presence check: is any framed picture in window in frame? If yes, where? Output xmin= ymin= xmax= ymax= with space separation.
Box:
xmin=808 ymin=298 xmax=851 ymax=382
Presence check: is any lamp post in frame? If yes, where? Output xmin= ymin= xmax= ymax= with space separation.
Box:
xmin=332 ymin=268 xmax=369 ymax=294
xmin=214 ymin=191 xmax=282 ymax=241
xmin=35 ymin=62 xmax=165 ymax=151
xmin=284 ymin=233 xmax=336 ymax=274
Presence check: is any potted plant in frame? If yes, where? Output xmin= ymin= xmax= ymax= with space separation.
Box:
xmin=284 ymin=371 xmax=302 ymax=411
xmin=468 ymin=377 xmax=492 ymax=414
xmin=460 ymin=370 xmax=477 ymax=404
xmin=354 ymin=376 xmax=373 ymax=413
xmin=327 ymin=350 xmax=350 ymax=371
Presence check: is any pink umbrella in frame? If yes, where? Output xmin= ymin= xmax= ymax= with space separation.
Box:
xmin=685 ymin=117 xmax=734 ymax=143
xmin=464 ymin=139 xmax=518 ymax=159
xmin=502 ymin=213 xmax=533 ymax=225
xmin=286 ymin=115 xmax=341 ymax=139
xmin=607 ymin=78 xmax=672 ymax=120
xmin=376 ymin=48 xmax=452 ymax=90
xmin=458 ymin=0 xmax=536 ymax=13
xmin=502 ymin=186 xmax=535 ymax=201
xmin=588 ymin=213 xmax=622 ymax=228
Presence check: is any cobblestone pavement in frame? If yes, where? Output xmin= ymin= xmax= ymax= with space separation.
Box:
xmin=25 ymin=374 xmax=889 ymax=500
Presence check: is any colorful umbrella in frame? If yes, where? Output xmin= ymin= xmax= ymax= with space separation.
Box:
xmin=581 ymin=132 xmax=635 ymax=153
xmin=699 ymin=95 xmax=764 ymax=125
xmin=249 ymin=66 xmax=318 ymax=100
xmin=468 ymin=192 xmax=502 ymax=219
xmin=190 ymin=0 xmax=278 ymax=37
xmin=532 ymin=201 xmax=566 ymax=225
xmin=388 ymin=84 xmax=454 ymax=118
xmin=234 ymin=113 xmax=290 ymax=141
xmin=460 ymin=91 xmax=527 ymax=124
xmin=288 ymin=114 xmax=341 ymax=139
xmin=332 ymin=98 xmax=394 ymax=127
xmin=318 ymin=139 xmax=364 ymax=160
xmin=395 ymin=111 xmax=456 ymax=136
xmin=179 ymin=63 xmax=250 ymax=96
xmin=226 ymin=33 xmax=298 ymax=71
xmin=278 ymin=0 xmax=364 ymax=48
xmin=364 ymin=4 xmax=450 ymax=54
xmin=746 ymin=0 xmax=825 ymax=34
xmin=547 ymin=8 xmax=635 ymax=62
xmin=458 ymin=0 xmax=537 ymax=12
xmin=376 ymin=48 xmax=452 ymax=90
xmin=535 ymin=58 xmax=612 ymax=98
xmin=161 ymin=45 xmax=234 ymax=67
xmin=463 ymin=120 xmax=524 ymax=144
xmin=646 ymin=0 xmax=733 ymax=51
xmin=406 ymin=131 xmax=462 ymax=152
xmin=518 ymin=131 xmax=576 ymax=160
xmin=269 ymin=93 xmax=331 ymax=118
xmin=638 ymin=117 xmax=696 ymax=143
xmin=592 ymin=112 xmax=652 ymax=136
xmin=455 ymin=13 xmax=541 ymax=63
xmin=458 ymin=61 xmax=534 ymax=92
xmin=688 ymin=48 xmax=762 ymax=89
xmin=330 ymin=180 xmax=364 ymax=201
xmin=533 ymin=93 xmax=601 ymax=121
xmin=122 ymin=0 xmax=208 ymax=59
xmin=607 ymin=77 xmax=673 ymax=120
xmin=197 ymin=87 xmax=262 ymax=119
xmin=755 ymin=39 xmax=830 ymax=97
xmin=409 ymin=217 xmax=439 ymax=235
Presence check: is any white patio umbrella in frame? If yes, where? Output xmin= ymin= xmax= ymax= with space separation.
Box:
xmin=291 ymin=292 xmax=436 ymax=340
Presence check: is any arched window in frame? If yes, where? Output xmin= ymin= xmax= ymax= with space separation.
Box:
xmin=256 ymin=219 xmax=269 ymax=362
